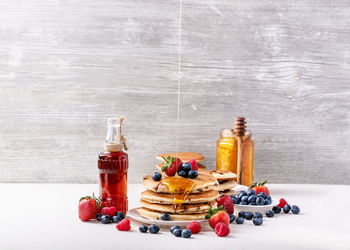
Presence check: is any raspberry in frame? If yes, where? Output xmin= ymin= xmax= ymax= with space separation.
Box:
xmin=101 ymin=207 xmax=117 ymax=217
xmin=277 ymin=198 xmax=288 ymax=208
xmin=215 ymin=223 xmax=230 ymax=237
xmin=116 ymin=218 xmax=131 ymax=231
xmin=187 ymin=159 xmax=198 ymax=171
xmin=217 ymin=195 xmax=234 ymax=214
xmin=186 ymin=221 xmax=201 ymax=234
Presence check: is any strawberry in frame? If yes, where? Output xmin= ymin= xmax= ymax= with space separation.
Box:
xmin=206 ymin=206 xmax=230 ymax=229
xmin=187 ymin=159 xmax=198 ymax=171
xmin=78 ymin=193 xmax=101 ymax=222
xmin=217 ymin=195 xmax=234 ymax=214
xmin=278 ymin=198 xmax=288 ymax=208
xmin=161 ymin=156 xmax=182 ymax=176
xmin=101 ymin=206 xmax=117 ymax=217
xmin=215 ymin=222 xmax=230 ymax=237
xmin=186 ymin=221 xmax=201 ymax=234
xmin=250 ymin=180 xmax=270 ymax=195
xmin=116 ymin=218 xmax=131 ymax=231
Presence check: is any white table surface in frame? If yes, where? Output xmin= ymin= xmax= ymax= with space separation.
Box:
xmin=0 ymin=183 xmax=349 ymax=250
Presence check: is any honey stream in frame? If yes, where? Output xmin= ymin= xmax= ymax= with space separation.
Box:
xmin=160 ymin=176 xmax=195 ymax=210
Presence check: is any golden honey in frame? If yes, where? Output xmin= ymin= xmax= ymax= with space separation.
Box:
xmin=160 ymin=176 xmax=195 ymax=209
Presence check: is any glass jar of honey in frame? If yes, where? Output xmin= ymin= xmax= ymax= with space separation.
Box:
xmin=216 ymin=129 xmax=236 ymax=172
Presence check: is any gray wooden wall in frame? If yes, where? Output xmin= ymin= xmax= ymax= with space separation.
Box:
xmin=0 ymin=0 xmax=349 ymax=184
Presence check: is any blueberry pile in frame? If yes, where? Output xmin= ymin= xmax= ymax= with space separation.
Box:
xmin=96 ymin=211 xmax=125 ymax=224
xmin=170 ymin=225 xmax=192 ymax=238
xmin=139 ymin=224 xmax=160 ymax=234
xmin=178 ymin=163 xmax=198 ymax=179
xmin=230 ymin=211 xmax=264 ymax=226
xmin=231 ymin=189 xmax=272 ymax=206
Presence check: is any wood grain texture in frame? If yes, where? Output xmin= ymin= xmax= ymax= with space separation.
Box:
xmin=0 ymin=0 xmax=349 ymax=184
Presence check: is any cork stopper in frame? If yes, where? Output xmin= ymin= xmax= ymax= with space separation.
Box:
xmin=234 ymin=117 xmax=247 ymax=136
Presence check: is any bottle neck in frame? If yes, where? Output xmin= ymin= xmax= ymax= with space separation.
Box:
xmin=104 ymin=118 xmax=123 ymax=152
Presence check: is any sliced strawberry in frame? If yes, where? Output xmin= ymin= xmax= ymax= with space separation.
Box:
xmin=187 ymin=159 xmax=198 ymax=171
xmin=250 ymin=180 xmax=270 ymax=195
xmin=161 ymin=156 xmax=182 ymax=177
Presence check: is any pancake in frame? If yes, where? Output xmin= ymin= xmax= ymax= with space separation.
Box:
xmin=140 ymin=199 xmax=216 ymax=214
xmin=209 ymin=170 xmax=237 ymax=181
xmin=156 ymin=152 xmax=205 ymax=163
xmin=221 ymin=189 xmax=237 ymax=195
xmin=217 ymin=180 xmax=237 ymax=192
xmin=137 ymin=207 xmax=207 ymax=221
xmin=142 ymin=170 xmax=219 ymax=193
xmin=156 ymin=163 xmax=206 ymax=170
xmin=140 ymin=189 xmax=219 ymax=204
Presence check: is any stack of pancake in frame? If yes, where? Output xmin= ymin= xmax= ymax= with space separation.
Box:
xmin=209 ymin=170 xmax=238 ymax=195
xmin=155 ymin=152 xmax=206 ymax=171
xmin=137 ymin=170 xmax=219 ymax=221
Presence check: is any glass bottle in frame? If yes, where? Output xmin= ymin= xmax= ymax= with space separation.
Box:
xmin=98 ymin=117 xmax=128 ymax=213
xmin=216 ymin=129 xmax=236 ymax=172
xmin=216 ymin=117 xmax=254 ymax=186
xmin=234 ymin=117 xmax=254 ymax=187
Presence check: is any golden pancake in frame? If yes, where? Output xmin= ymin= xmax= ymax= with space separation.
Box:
xmin=209 ymin=170 xmax=237 ymax=181
xmin=140 ymin=199 xmax=216 ymax=214
xmin=156 ymin=152 xmax=205 ymax=163
xmin=140 ymin=189 xmax=219 ymax=204
xmin=156 ymin=163 xmax=206 ymax=170
xmin=217 ymin=180 xmax=237 ymax=192
xmin=137 ymin=207 xmax=207 ymax=221
xmin=142 ymin=170 xmax=219 ymax=193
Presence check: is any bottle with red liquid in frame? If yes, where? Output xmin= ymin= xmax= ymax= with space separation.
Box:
xmin=98 ymin=117 xmax=128 ymax=214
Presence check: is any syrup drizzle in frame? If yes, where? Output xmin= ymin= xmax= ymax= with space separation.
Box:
xmin=175 ymin=0 xmax=183 ymax=156
xmin=161 ymin=176 xmax=195 ymax=210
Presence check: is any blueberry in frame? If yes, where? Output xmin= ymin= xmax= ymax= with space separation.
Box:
xmin=266 ymin=195 xmax=271 ymax=201
xmin=237 ymin=191 xmax=247 ymax=200
xmin=173 ymin=229 xmax=182 ymax=237
xmin=264 ymin=199 xmax=271 ymax=205
xmin=152 ymin=172 xmax=162 ymax=181
xmin=247 ymin=188 xmax=256 ymax=196
xmin=248 ymin=195 xmax=257 ymax=204
xmin=253 ymin=212 xmax=263 ymax=219
xmin=232 ymin=197 xmax=239 ymax=204
xmin=241 ymin=196 xmax=249 ymax=203
xmin=181 ymin=163 xmax=192 ymax=172
xmin=291 ymin=205 xmax=300 ymax=214
xmin=256 ymin=197 xmax=265 ymax=206
xmin=257 ymin=192 xmax=267 ymax=199
xmin=236 ymin=217 xmax=244 ymax=224
xmin=115 ymin=212 xmax=125 ymax=219
xmin=178 ymin=170 xmax=188 ymax=178
xmin=182 ymin=229 xmax=192 ymax=238
xmin=238 ymin=211 xmax=247 ymax=218
xmin=100 ymin=215 xmax=111 ymax=224
xmin=96 ymin=214 xmax=101 ymax=221
xmin=272 ymin=206 xmax=281 ymax=214
xmin=253 ymin=217 xmax=263 ymax=226
xmin=112 ymin=215 xmax=122 ymax=223
xmin=240 ymin=201 xmax=248 ymax=205
xmin=283 ymin=204 xmax=291 ymax=213
xmin=245 ymin=212 xmax=254 ymax=220
xmin=266 ymin=210 xmax=274 ymax=217
xmin=161 ymin=213 xmax=170 ymax=221
xmin=139 ymin=225 xmax=148 ymax=233
xmin=229 ymin=214 xmax=236 ymax=223
xmin=188 ymin=170 xmax=198 ymax=179
xmin=149 ymin=224 xmax=160 ymax=234
xmin=170 ymin=225 xmax=181 ymax=234
xmin=230 ymin=195 xmax=237 ymax=199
